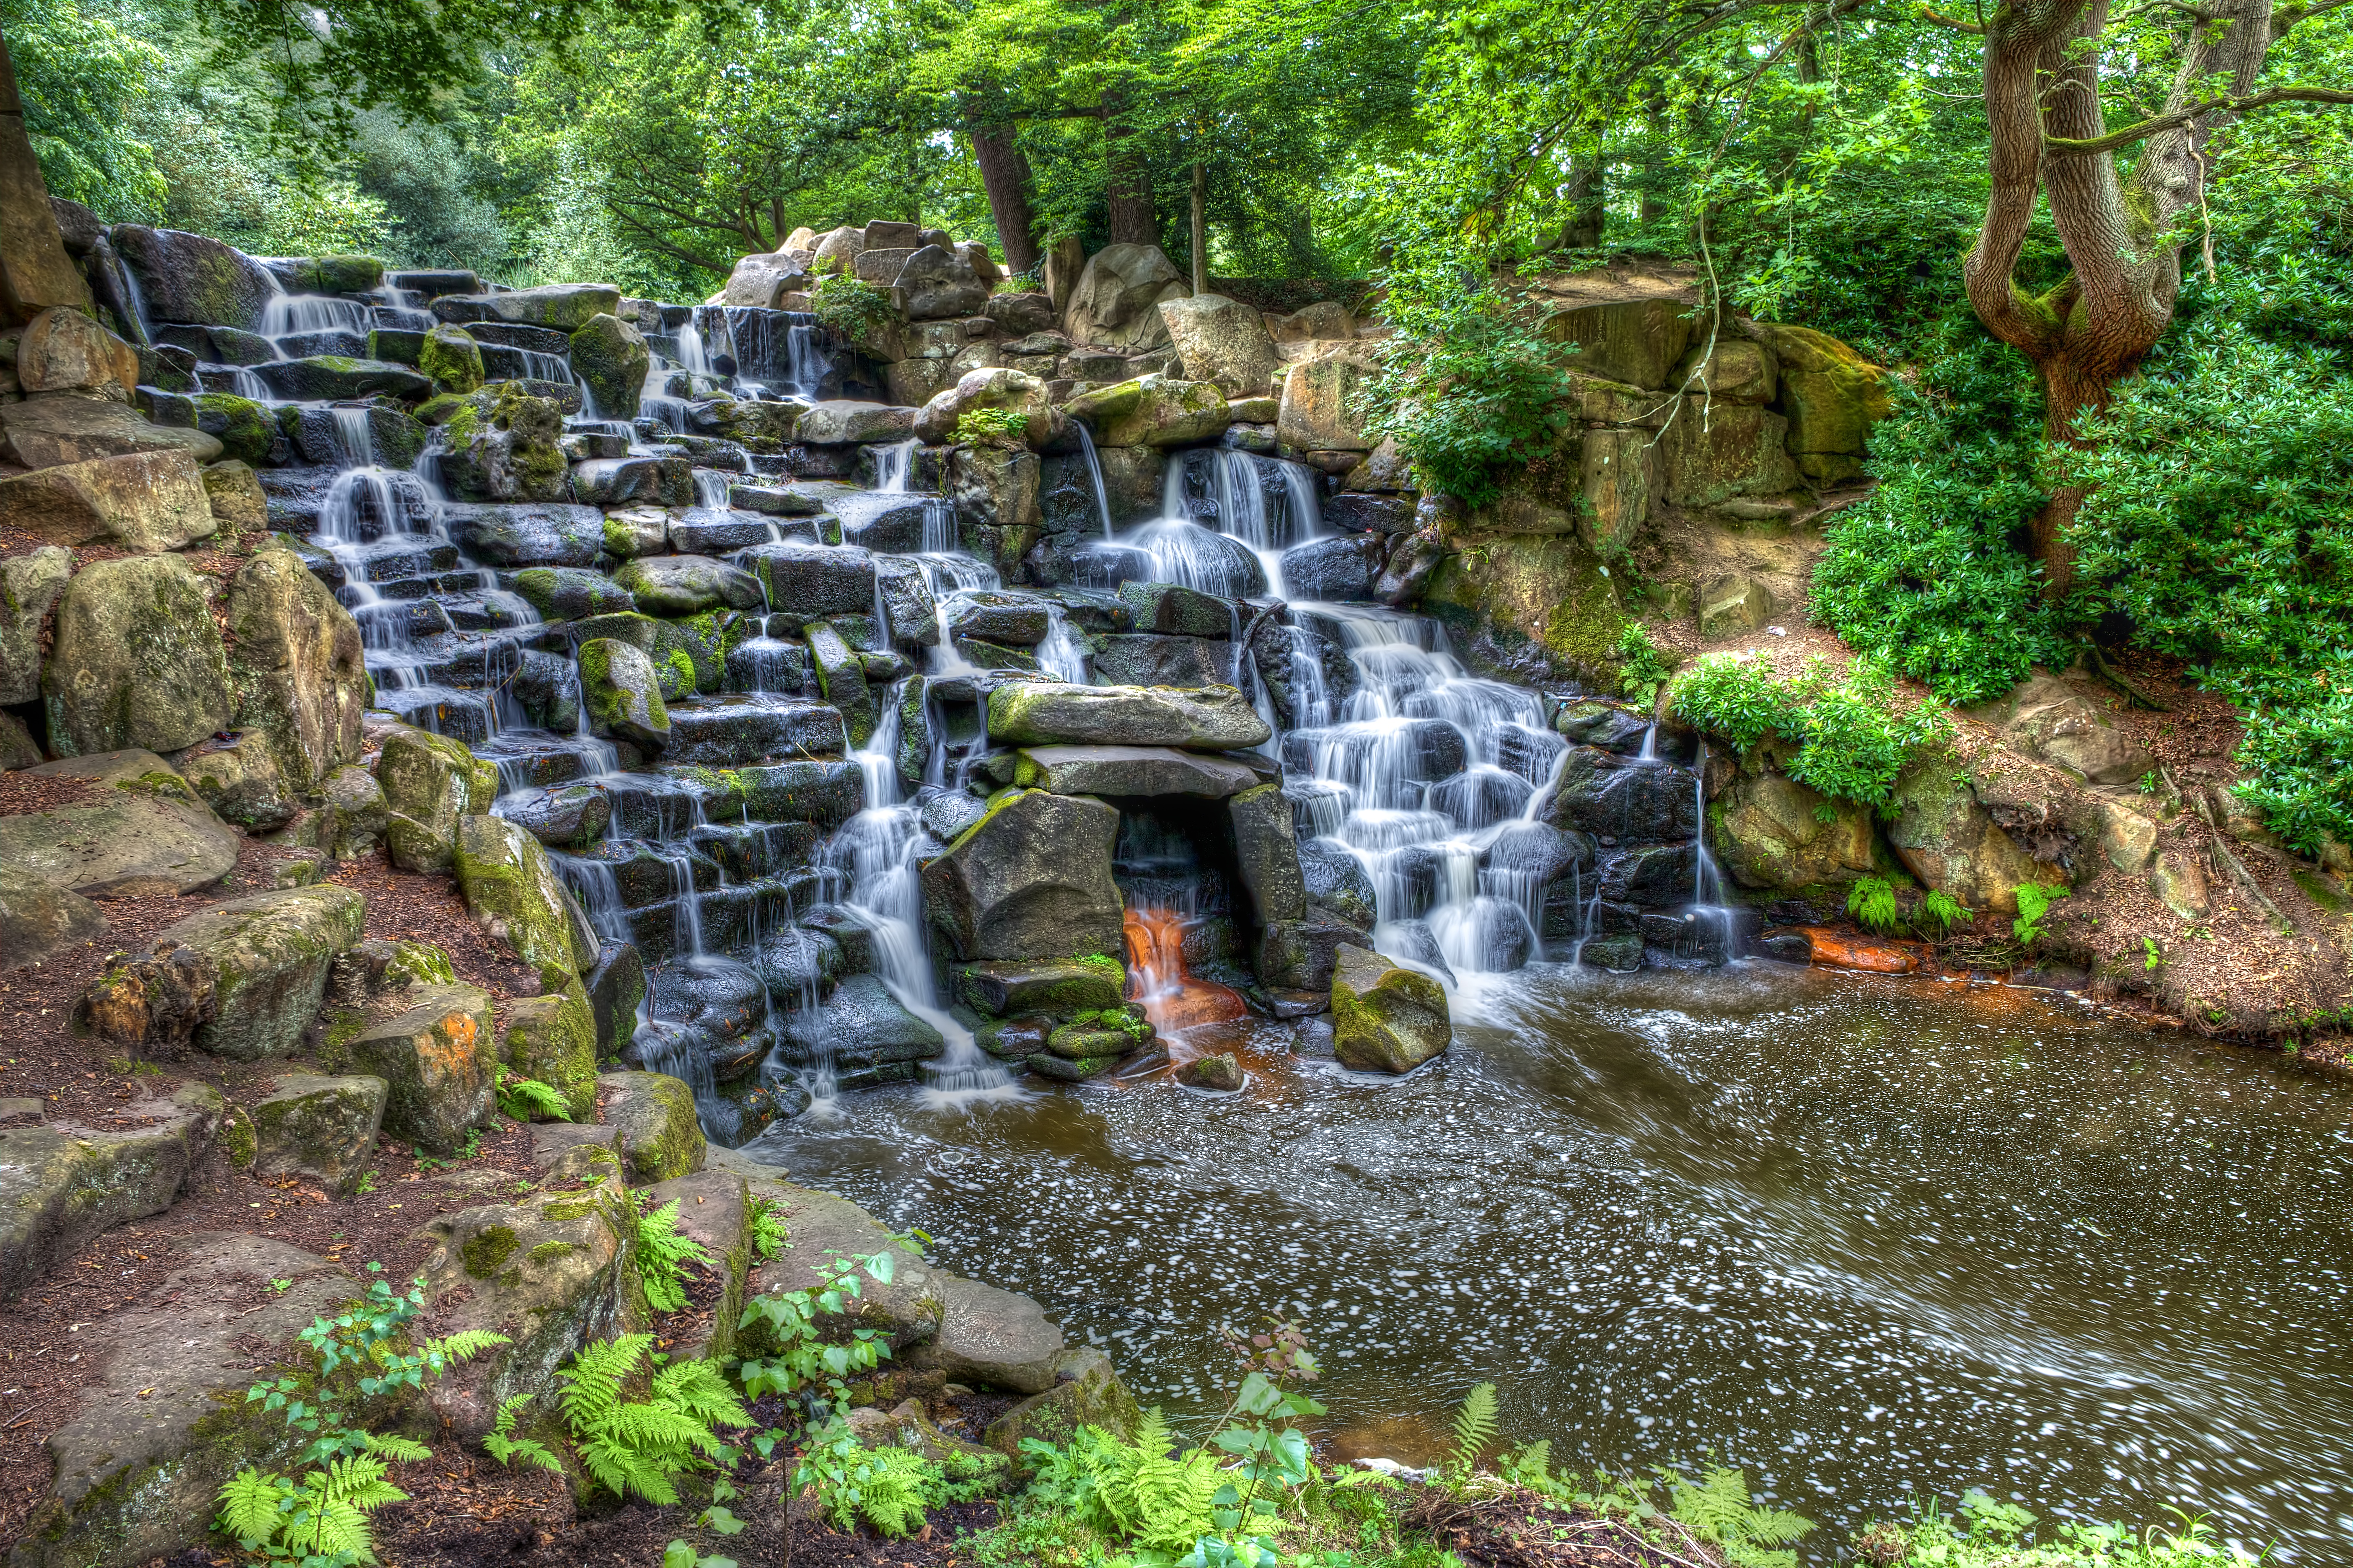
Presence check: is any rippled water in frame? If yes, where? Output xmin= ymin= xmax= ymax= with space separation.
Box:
xmin=743 ymin=965 xmax=2353 ymax=1559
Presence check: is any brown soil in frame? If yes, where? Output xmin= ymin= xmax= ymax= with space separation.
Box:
xmin=0 ymin=769 xmax=100 ymax=816
xmin=1403 ymin=1483 xmax=1730 ymax=1568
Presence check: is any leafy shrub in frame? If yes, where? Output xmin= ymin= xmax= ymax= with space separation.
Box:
xmin=557 ymin=1333 xmax=749 ymax=1504
xmin=2066 ymin=318 xmax=2353 ymax=856
xmin=810 ymin=272 xmax=896 ymax=339
xmin=806 ymin=1444 xmax=982 ymax=1538
xmin=1811 ymin=321 xmax=2072 ymax=704
xmin=1614 ymin=624 xmax=1675 ymax=708
xmin=1662 ymin=1468 xmax=1815 ymax=1568
xmin=1916 ymin=890 xmax=1969 ymax=939
xmin=747 ymin=1196 xmax=785 ymax=1263
xmin=1672 ymin=655 xmax=1951 ymax=810
xmin=1356 ymin=278 xmax=1579 ymax=507
xmin=1847 ymin=876 xmax=1900 ymax=934
xmin=1028 ymin=1411 xmax=1225 ymax=1555
xmin=1863 ymin=1488 xmax=2265 ymax=1566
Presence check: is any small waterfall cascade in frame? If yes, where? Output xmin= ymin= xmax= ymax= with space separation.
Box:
xmin=692 ymin=305 xmax=830 ymax=399
xmin=1123 ymin=907 xmax=1247 ymax=1036
xmin=1077 ymin=447 xmax=1323 ymax=599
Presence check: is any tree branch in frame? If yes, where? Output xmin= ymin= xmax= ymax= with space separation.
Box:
xmin=2045 ymin=83 xmax=2353 ymax=152
xmin=1918 ymin=5 xmax=1986 ymax=31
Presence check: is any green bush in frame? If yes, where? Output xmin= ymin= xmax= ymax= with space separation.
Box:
xmin=2066 ymin=317 xmax=2353 ymax=856
xmin=1810 ymin=321 xmax=2072 ymax=704
xmin=810 ymin=272 xmax=897 ymax=339
xmin=1861 ymin=1488 xmax=2266 ymax=1566
xmin=1672 ymin=655 xmax=1950 ymax=810
xmin=1356 ymin=277 xmax=1578 ymax=507
xmin=954 ymin=406 xmax=1030 ymax=448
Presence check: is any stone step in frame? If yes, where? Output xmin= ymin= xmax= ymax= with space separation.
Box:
xmin=0 ymin=1082 xmax=227 ymax=1297
xmin=662 ymin=696 xmax=848 ymax=767
xmin=624 ymin=875 xmax=825 ymax=966
xmin=372 ymin=684 xmax=497 ymax=741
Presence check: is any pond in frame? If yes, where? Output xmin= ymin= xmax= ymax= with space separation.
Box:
xmin=743 ymin=964 xmax=2353 ymax=1560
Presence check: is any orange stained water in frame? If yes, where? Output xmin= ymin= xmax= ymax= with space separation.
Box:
xmin=1122 ymin=906 xmax=1248 ymax=1036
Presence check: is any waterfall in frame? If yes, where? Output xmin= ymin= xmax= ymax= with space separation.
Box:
xmin=1079 ymin=448 xmax=1323 ymax=599
xmin=1073 ymin=421 xmax=1116 ymax=539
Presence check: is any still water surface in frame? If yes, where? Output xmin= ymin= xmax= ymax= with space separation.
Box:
xmin=745 ymin=965 xmax=2353 ymax=1559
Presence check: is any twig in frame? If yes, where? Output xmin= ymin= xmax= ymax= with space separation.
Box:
xmin=2085 ymin=642 xmax=2172 ymax=710
xmin=2189 ymin=790 xmax=2298 ymax=935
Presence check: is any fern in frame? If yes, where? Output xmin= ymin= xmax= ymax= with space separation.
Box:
xmin=1847 ymin=876 xmax=1902 ymax=935
xmin=1030 ymin=1415 xmax=1223 ymax=1555
xmin=1915 ymin=888 xmax=1970 ymax=939
xmin=497 ymin=1070 xmax=572 ymax=1123
xmin=557 ymin=1333 xmax=747 ymax=1505
xmin=820 ymin=1444 xmax=944 ymax=1537
xmin=747 ymin=1197 xmax=786 ymax=1263
xmin=484 ymin=1395 xmax=564 ymax=1475
xmin=1665 ymin=1467 xmax=1815 ymax=1568
xmin=634 ymin=1193 xmax=716 ymax=1313
xmin=1449 ymin=1382 xmax=1499 ymax=1474
xmin=2013 ymin=882 xmax=2069 ymax=945
xmin=216 ymin=1454 xmax=407 ymax=1566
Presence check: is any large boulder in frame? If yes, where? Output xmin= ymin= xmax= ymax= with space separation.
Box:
xmin=1538 ymin=298 xmax=1693 ymax=390
xmin=500 ymin=979 xmax=598 ymax=1120
xmin=1965 ymin=674 xmax=2156 ymax=786
xmin=0 ymin=393 xmax=223 ymax=469
xmin=1280 ymin=533 xmax=1384 ymax=602
xmin=225 ymin=539 xmax=368 ymax=792
xmin=1157 ymin=294 xmax=1282 ymax=397
xmin=570 ymin=311 xmax=651 ymax=420
xmin=454 ymin=815 xmax=596 ymax=986
xmin=0 ymin=1082 xmax=225 ymax=1298
xmin=614 ymin=553 xmax=764 ymax=616
xmin=228 ymin=1074 xmax=388 ymax=1198
xmin=744 ymin=539 xmax=878 ymax=616
xmin=113 ymin=885 xmax=366 ymax=1061
xmin=1747 ymin=322 xmax=1893 ymax=475
xmin=0 ymin=864 xmax=106 ymax=968
xmin=915 ymin=367 xmax=1057 ymax=446
xmin=1330 ymin=944 xmax=1450 ymax=1073
xmin=983 ymin=1347 xmax=1143 ymax=1462
xmin=1062 ymin=243 xmax=1190 ymax=352
xmin=1012 ymin=744 xmax=1259 ymax=798
xmin=1276 ymin=351 xmax=1374 ymax=453
xmin=988 ymin=681 xmax=1271 ymax=750
xmin=1659 ymin=402 xmax=1799 ymax=508
xmin=7 ymin=1234 xmax=350 ymax=1567
xmin=807 ymin=620 xmax=875 ymax=746
xmin=17 ymin=307 xmax=138 ymax=400
xmin=1885 ymin=759 xmax=2052 ymax=915
xmin=1229 ymin=782 xmax=1308 ymax=923
xmin=111 ymin=225 xmax=277 ymax=330
xmin=435 ymin=385 xmax=572 ymax=503
xmin=0 ymin=545 xmax=72 ymax=704
xmin=919 ymin=788 xmax=1124 ymax=961
xmin=419 ymin=322 xmax=485 ymax=392
xmin=776 ymin=973 xmax=945 ymax=1087
xmin=43 ymin=553 xmax=231 ymax=758
xmin=0 ymin=445 xmax=216 ymax=549
xmin=1711 ymin=771 xmax=1875 ymax=889
xmin=433 ymin=283 xmax=622 ymax=332
xmin=580 ymin=637 xmax=672 ymax=745
xmin=319 ymin=983 xmax=498 ymax=1154
xmin=441 ymin=499 xmax=605 ymax=567
xmin=722 ymin=248 xmax=814 ymax=308
xmin=796 ymin=401 xmax=918 ymax=445
xmin=1066 ymin=374 xmax=1230 ymax=448
xmin=1543 ymin=748 xmax=1701 ymax=841
xmin=414 ymin=1187 xmax=632 ymax=1437
xmin=903 ymin=1273 xmax=1069 ymax=1394
xmin=375 ymin=724 xmax=501 ymax=875
xmin=1090 ymin=633 xmax=1233 ymax=688
xmin=894 ymin=244 xmax=991 ymax=321
xmin=0 ymin=752 xmax=241 ymax=895
xmin=248 ymin=355 xmax=431 ymax=402
xmin=951 ymin=445 xmax=1043 ymax=577
xmin=597 ymin=1070 xmax=706 ymax=1182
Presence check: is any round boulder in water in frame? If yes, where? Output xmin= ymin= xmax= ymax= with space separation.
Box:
xmin=578 ymin=637 xmax=671 ymax=745
xmin=1330 ymin=944 xmax=1450 ymax=1074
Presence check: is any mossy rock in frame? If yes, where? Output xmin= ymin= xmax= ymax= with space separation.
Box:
xmin=189 ymin=392 xmax=277 ymax=465
xmin=597 ymin=1070 xmax=706 ymax=1183
xmin=1330 ymin=944 xmax=1450 ymax=1074
xmin=143 ymin=885 xmax=367 ymax=1061
xmin=502 ymin=979 xmax=599 ymax=1120
xmin=419 ymin=323 xmax=486 ymax=394
xmin=376 ymin=723 xmax=499 ymax=875
xmin=577 ymin=637 xmax=670 ymax=745
xmin=455 ymin=815 xmax=595 ymax=987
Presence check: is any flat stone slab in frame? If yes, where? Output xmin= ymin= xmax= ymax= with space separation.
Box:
xmin=0 ymin=1081 xmax=226 ymax=1297
xmin=1013 ymin=744 xmax=1260 ymax=799
xmin=12 ymin=1233 xmax=350 ymax=1568
xmin=904 ymin=1272 xmax=1067 ymax=1394
xmin=0 ymin=751 xmax=240 ymax=895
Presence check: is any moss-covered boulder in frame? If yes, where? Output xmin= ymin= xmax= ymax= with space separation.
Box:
xmin=227 ymin=1073 xmax=388 ymax=1197
xmin=0 ymin=448 xmax=217 ymax=551
xmin=375 ymin=723 xmax=500 ymax=874
xmin=1330 ymin=943 xmax=1450 ymax=1074
xmin=0 ymin=862 xmax=106 ymax=970
xmin=578 ymin=637 xmax=671 ymax=745
xmin=416 ymin=1187 xmax=633 ymax=1437
xmin=130 ymin=885 xmax=368 ymax=1061
xmin=0 ymin=1081 xmax=226 ymax=1299
xmin=0 ymin=545 xmax=72 ymax=705
xmin=278 ymin=254 xmax=385 ymax=293
xmin=596 ymin=1070 xmax=706 ymax=1182
xmin=419 ymin=322 xmax=485 ymax=393
xmin=189 ymin=391 xmax=278 ymax=466
xmin=501 ymin=979 xmax=599 ymax=1120
xmin=1275 ymin=353 xmax=1372 ymax=453
xmin=111 ymin=224 xmax=277 ymax=330
xmin=250 ymin=355 xmax=432 ymax=402
xmin=919 ymin=788 xmax=1123 ymax=962
xmin=435 ymin=383 xmax=572 ymax=503
xmin=1068 ymin=373 xmax=1231 ymax=449
xmin=0 ymin=750 xmax=242 ymax=896
xmin=321 ymin=983 xmax=497 ymax=1154
xmin=1229 ymin=783 xmax=1307 ymax=923
xmin=225 ymin=538 xmax=369 ymax=792
xmin=455 ymin=815 xmax=597 ymax=987
xmin=807 ymin=620 xmax=874 ymax=746
xmin=1711 ymin=771 xmax=1874 ymax=890
xmin=43 ymin=552 xmax=232 ymax=758
xmin=323 ymin=761 xmax=390 ymax=859
xmin=513 ymin=565 xmax=635 ymax=619
xmin=569 ymin=312 xmax=650 ymax=419
xmin=201 ymin=458 xmax=267 ymax=531
xmin=1748 ymin=322 xmax=1892 ymax=464
xmin=983 ymin=1347 xmax=1143 ymax=1469
xmin=613 ymin=553 xmax=764 ymax=616
xmin=1885 ymin=760 xmax=2052 ymax=916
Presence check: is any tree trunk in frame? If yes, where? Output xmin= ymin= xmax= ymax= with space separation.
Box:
xmin=1558 ymin=155 xmax=1604 ymax=249
xmin=969 ymin=120 xmax=1042 ymax=276
xmin=1103 ymin=98 xmax=1157 ymax=246
xmin=0 ymin=23 xmax=92 ymax=325
xmin=1188 ymin=161 xmax=1207 ymax=292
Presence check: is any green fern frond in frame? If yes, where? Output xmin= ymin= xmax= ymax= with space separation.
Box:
xmin=216 ymin=1467 xmax=289 ymax=1546
xmin=485 ymin=1395 xmax=566 ymax=1474
xmin=361 ymin=1432 xmax=432 ymax=1462
xmin=497 ymin=1072 xmax=573 ymax=1123
xmin=653 ymin=1356 xmax=751 ymax=1431
xmin=635 ymin=1196 xmax=716 ymax=1313
xmin=1740 ymin=1506 xmax=1817 ymax=1546
xmin=423 ymin=1330 xmax=511 ymax=1366
xmin=1450 ymin=1382 xmax=1499 ymax=1473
